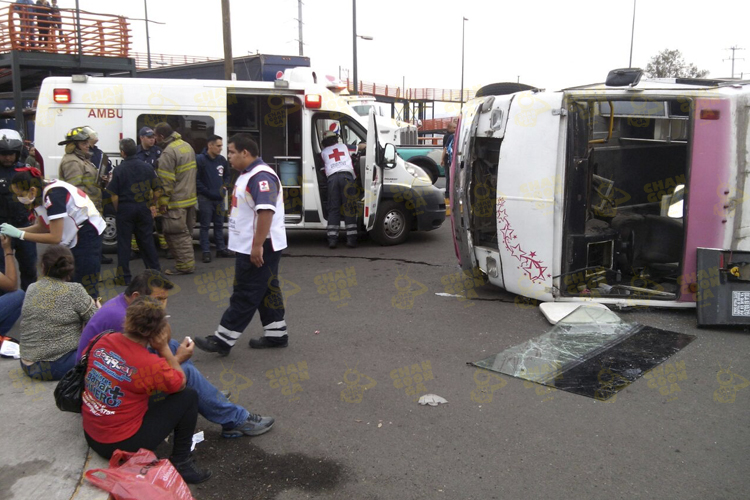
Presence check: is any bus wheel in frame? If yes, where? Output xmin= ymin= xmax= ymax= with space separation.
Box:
xmin=102 ymin=215 xmax=117 ymax=253
xmin=372 ymin=200 xmax=410 ymax=246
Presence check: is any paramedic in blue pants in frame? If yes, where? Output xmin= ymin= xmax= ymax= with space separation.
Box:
xmin=194 ymin=134 xmax=288 ymax=356
xmin=320 ymin=131 xmax=358 ymax=249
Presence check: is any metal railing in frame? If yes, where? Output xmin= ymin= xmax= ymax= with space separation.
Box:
xmin=346 ymin=78 xmax=476 ymax=103
xmin=419 ymin=117 xmax=458 ymax=132
xmin=131 ymin=52 xmax=220 ymax=70
xmin=0 ymin=3 xmax=130 ymax=57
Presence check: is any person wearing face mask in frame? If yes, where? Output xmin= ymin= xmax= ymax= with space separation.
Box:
xmin=0 ymin=129 xmax=37 ymax=290
xmin=0 ymin=167 xmax=106 ymax=299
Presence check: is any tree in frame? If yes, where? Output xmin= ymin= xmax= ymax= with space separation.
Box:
xmin=645 ymin=49 xmax=709 ymax=79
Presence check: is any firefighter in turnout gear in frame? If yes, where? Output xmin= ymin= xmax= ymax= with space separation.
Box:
xmin=153 ymin=122 xmax=198 ymax=275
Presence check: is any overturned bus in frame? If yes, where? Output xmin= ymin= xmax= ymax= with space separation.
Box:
xmin=450 ymin=69 xmax=750 ymax=326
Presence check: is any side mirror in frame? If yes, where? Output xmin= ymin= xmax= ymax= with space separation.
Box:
xmin=383 ymin=143 xmax=396 ymax=168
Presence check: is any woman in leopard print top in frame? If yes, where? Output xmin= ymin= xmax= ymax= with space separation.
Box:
xmin=19 ymin=245 xmax=97 ymax=380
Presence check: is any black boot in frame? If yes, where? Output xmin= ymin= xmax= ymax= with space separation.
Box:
xmin=170 ymin=455 xmax=212 ymax=484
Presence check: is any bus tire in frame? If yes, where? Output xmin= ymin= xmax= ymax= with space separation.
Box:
xmin=372 ymin=200 xmax=411 ymax=246
xmin=476 ymin=82 xmax=538 ymax=97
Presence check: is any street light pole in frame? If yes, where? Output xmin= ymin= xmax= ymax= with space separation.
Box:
xmin=628 ymin=0 xmax=636 ymax=67
xmin=460 ymin=17 xmax=468 ymax=113
xmin=352 ymin=0 xmax=358 ymax=95
xmin=144 ymin=0 xmax=151 ymax=69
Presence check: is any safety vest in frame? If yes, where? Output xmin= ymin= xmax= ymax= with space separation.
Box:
xmin=321 ymin=144 xmax=355 ymax=177
xmin=228 ymin=164 xmax=287 ymax=254
xmin=37 ymin=180 xmax=106 ymax=248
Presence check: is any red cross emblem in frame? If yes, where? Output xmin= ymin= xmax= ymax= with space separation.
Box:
xmin=328 ymin=148 xmax=346 ymax=162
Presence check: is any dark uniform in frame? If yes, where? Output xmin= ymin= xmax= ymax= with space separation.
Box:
xmin=0 ymin=160 xmax=36 ymax=290
xmin=106 ymin=155 xmax=162 ymax=284
xmin=136 ymin=144 xmax=162 ymax=168
xmin=135 ymin=143 xmax=166 ymax=250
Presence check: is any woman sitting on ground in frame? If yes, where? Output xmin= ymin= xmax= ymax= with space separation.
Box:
xmin=0 ymin=235 xmax=25 ymax=336
xmin=19 ymin=245 xmax=97 ymax=380
xmin=81 ymin=296 xmax=211 ymax=484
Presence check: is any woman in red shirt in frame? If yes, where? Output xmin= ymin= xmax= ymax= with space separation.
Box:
xmin=81 ymin=296 xmax=211 ymax=484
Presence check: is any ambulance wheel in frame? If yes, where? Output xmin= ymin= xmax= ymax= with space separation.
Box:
xmin=372 ymin=200 xmax=410 ymax=246
xmin=102 ymin=215 xmax=117 ymax=253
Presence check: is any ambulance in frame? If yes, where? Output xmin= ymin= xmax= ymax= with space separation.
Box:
xmin=34 ymin=72 xmax=446 ymax=250
xmin=450 ymin=69 xmax=750 ymax=325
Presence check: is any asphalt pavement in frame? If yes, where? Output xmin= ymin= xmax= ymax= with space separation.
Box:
xmin=1 ymin=209 xmax=749 ymax=499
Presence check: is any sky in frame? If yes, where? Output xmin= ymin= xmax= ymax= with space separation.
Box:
xmin=78 ymin=0 xmax=750 ymax=102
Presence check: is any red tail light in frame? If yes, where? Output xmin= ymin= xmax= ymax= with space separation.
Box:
xmin=53 ymin=88 xmax=71 ymax=104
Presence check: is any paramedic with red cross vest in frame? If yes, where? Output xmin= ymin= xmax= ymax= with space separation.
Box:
xmin=194 ymin=135 xmax=288 ymax=356
xmin=320 ymin=131 xmax=358 ymax=249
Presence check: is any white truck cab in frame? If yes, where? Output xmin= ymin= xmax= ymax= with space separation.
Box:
xmin=34 ymin=74 xmax=446 ymax=249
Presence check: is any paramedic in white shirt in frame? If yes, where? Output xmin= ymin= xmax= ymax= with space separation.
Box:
xmin=320 ymin=131 xmax=358 ymax=249
xmin=1 ymin=167 xmax=106 ymax=299
xmin=194 ymin=135 xmax=289 ymax=356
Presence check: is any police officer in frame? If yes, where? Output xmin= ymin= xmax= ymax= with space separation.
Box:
xmin=320 ymin=131 xmax=358 ymax=249
xmin=136 ymin=127 xmax=167 ymax=252
xmin=136 ymin=127 xmax=162 ymax=168
xmin=0 ymin=129 xmax=36 ymax=290
xmin=106 ymin=138 xmax=163 ymax=286
xmin=195 ymin=135 xmax=288 ymax=356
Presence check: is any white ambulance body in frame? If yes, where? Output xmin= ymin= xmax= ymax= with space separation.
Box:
xmin=34 ymin=75 xmax=446 ymax=250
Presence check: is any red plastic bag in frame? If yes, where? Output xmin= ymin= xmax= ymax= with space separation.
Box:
xmin=85 ymin=448 xmax=194 ymax=500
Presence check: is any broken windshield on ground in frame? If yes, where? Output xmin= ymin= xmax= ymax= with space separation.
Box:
xmin=470 ymin=305 xmax=695 ymax=400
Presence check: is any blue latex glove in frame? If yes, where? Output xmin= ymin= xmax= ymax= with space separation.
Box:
xmin=0 ymin=223 xmax=24 ymax=239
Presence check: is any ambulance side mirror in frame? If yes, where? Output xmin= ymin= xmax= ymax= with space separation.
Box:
xmin=383 ymin=143 xmax=396 ymax=168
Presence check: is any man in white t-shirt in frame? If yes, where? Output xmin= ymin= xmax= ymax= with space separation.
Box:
xmin=320 ymin=131 xmax=358 ymax=249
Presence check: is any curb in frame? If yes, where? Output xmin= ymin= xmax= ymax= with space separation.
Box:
xmin=69 ymin=448 xmax=111 ymax=500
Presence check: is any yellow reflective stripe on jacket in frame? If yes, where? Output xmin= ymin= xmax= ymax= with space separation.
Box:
xmin=168 ymin=196 xmax=197 ymax=209
xmin=174 ymin=160 xmax=197 ymax=175
xmin=157 ymin=168 xmax=176 ymax=181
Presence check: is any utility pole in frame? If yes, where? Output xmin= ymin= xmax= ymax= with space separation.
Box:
xmin=144 ymin=0 xmax=151 ymax=69
xmin=352 ymin=0 xmax=358 ymax=95
xmin=221 ymin=0 xmax=233 ymax=80
xmin=723 ymin=46 xmax=745 ymax=79
xmin=628 ymin=0 xmax=636 ymax=67
xmin=297 ymin=0 xmax=304 ymax=56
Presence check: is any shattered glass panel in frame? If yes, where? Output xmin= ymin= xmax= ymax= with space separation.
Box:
xmin=471 ymin=305 xmax=695 ymax=400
